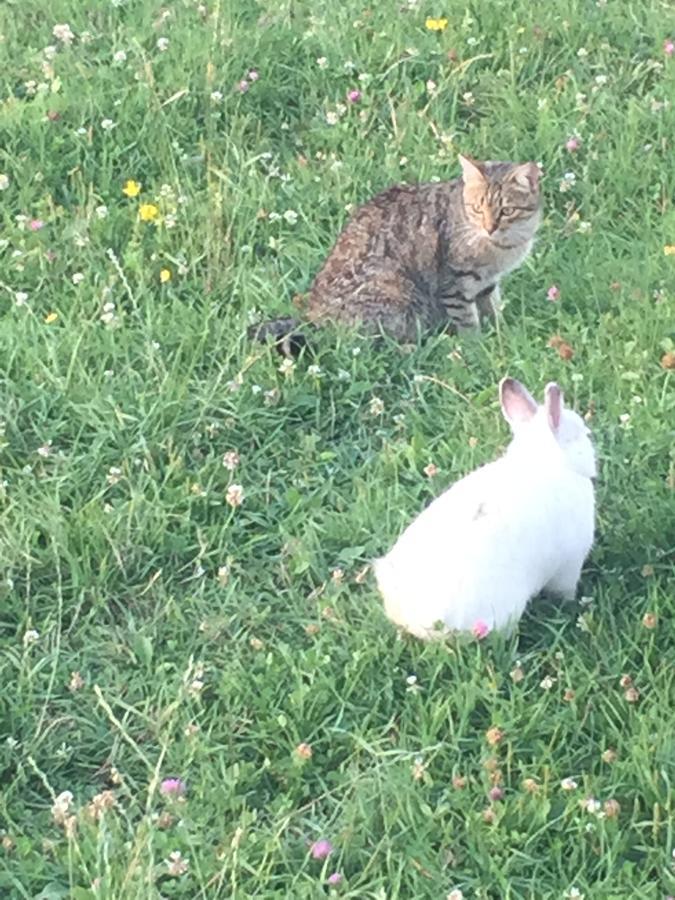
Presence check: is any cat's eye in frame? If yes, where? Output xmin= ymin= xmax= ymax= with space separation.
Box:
xmin=502 ymin=206 xmax=516 ymax=216
xmin=471 ymin=203 xmax=482 ymax=214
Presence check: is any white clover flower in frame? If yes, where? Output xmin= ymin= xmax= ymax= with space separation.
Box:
xmin=53 ymin=24 xmax=75 ymax=45
xmin=226 ymin=484 xmax=244 ymax=508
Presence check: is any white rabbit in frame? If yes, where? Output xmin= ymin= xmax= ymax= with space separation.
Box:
xmin=374 ymin=377 xmax=596 ymax=638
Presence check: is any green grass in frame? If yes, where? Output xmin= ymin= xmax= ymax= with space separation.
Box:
xmin=1 ymin=1 xmax=674 ymax=897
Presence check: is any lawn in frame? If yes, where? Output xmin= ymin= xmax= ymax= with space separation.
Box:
xmin=1 ymin=1 xmax=674 ymax=898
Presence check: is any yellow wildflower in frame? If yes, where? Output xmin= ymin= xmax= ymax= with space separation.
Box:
xmin=138 ymin=203 xmax=160 ymax=222
xmin=160 ymin=268 xmax=171 ymax=283
xmin=425 ymin=17 xmax=448 ymax=31
xmin=122 ymin=179 xmax=141 ymax=197
xmin=664 ymin=245 xmax=675 ymax=255
xmin=44 ymin=312 xmax=59 ymax=324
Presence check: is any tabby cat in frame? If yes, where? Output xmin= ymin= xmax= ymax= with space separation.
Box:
xmin=249 ymin=155 xmax=542 ymax=353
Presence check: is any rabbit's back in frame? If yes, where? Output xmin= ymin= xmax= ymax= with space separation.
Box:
xmin=376 ymin=460 xmax=593 ymax=636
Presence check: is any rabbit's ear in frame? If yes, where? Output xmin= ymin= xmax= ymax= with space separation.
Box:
xmin=499 ymin=377 xmax=538 ymax=428
xmin=544 ymin=382 xmax=564 ymax=432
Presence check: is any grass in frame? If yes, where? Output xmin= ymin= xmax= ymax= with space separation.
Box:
xmin=0 ymin=0 xmax=674 ymax=897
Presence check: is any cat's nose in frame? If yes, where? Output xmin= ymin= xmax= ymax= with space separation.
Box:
xmin=483 ymin=217 xmax=497 ymax=234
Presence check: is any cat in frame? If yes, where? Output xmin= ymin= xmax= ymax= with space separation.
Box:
xmin=249 ymin=155 xmax=542 ymax=353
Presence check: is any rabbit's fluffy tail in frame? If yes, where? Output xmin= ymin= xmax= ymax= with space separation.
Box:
xmin=247 ymin=317 xmax=313 ymax=357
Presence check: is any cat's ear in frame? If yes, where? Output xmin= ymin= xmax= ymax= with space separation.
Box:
xmin=458 ymin=154 xmax=486 ymax=186
xmin=510 ymin=162 xmax=540 ymax=191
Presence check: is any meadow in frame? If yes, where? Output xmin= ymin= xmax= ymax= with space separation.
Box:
xmin=1 ymin=1 xmax=674 ymax=897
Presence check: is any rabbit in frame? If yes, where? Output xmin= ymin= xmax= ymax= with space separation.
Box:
xmin=374 ymin=377 xmax=596 ymax=639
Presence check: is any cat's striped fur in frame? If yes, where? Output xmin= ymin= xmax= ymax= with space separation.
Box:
xmin=250 ymin=156 xmax=542 ymax=351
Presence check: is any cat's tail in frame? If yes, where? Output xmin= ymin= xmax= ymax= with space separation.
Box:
xmin=247 ymin=317 xmax=314 ymax=357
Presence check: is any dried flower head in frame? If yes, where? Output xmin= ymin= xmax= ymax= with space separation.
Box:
xmin=642 ymin=612 xmax=657 ymax=629
xmin=603 ymin=798 xmax=620 ymax=818
xmin=51 ymin=791 xmax=74 ymax=826
xmin=68 ymin=671 xmax=84 ymax=692
xmin=87 ymin=790 xmax=116 ymax=821
xmin=296 ymin=742 xmax=312 ymax=760
xmin=157 ymin=810 xmax=175 ymax=829
xmin=483 ymin=756 xmax=499 ymax=773
xmin=411 ymin=756 xmax=427 ymax=781
xmin=368 ymin=396 xmax=384 ymax=416
xmin=485 ymin=726 xmax=504 ymax=747
xmin=548 ymin=334 xmax=575 ymax=360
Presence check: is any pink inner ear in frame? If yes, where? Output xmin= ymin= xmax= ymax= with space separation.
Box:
xmin=500 ymin=378 xmax=538 ymax=425
xmin=545 ymin=383 xmax=562 ymax=431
